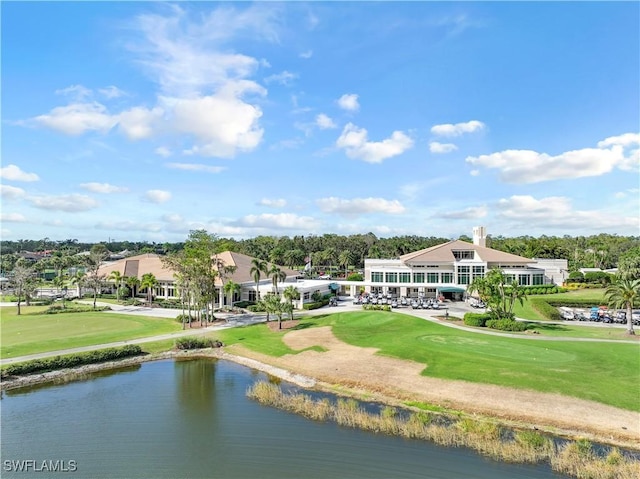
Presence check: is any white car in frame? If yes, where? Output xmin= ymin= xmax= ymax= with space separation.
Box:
xmin=318 ymin=274 xmax=331 ymax=280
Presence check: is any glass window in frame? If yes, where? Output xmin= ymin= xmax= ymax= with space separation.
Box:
xmin=371 ymin=272 xmax=383 ymax=283
xmin=427 ymin=273 xmax=438 ymax=283
xmin=385 ymin=272 xmax=398 ymax=283
xmin=504 ymin=274 xmax=516 ymax=284
xmin=533 ymin=274 xmax=544 ymax=285
xmin=413 ymin=272 xmax=425 ymax=283
xmin=518 ymin=274 xmax=531 ymax=286
xmin=441 ymin=272 xmax=453 ymax=283
xmin=248 ymin=290 xmax=256 ymax=302
xmin=472 ymin=265 xmax=485 ymax=280
xmin=453 ymin=250 xmax=474 ymax=260
xmin=457 ymin=266 xmax=470 ymax=285
xmin=399 ymin=272 xmax=411 ymax=283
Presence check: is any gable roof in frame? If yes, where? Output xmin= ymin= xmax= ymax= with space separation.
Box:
xmin=399 ymin=240 xmax=532 ymax=264
xmin=98 ymin=251 xmax=298 ymax=286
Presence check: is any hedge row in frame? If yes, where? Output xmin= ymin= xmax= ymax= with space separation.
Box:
xmin=546 ymin=298 xmax=607 ymax=308
xmin=43 ymin=305 xmax=111 ymax=314
xmin=175 ymin=337 xmax=223 ymax=350
xmin=486 ymin=319 xmax=527 ymax=331
xmin=303 ymin=299 xmax=330 ymax=310
xmin=1 ymin=345 xmax=143 ymax=379
xmin=528 ymin=298 xmax=563 ymax=321
xmin=362 ymin=304 xmax=391 ymax=312
xmin=463 ymin=313 xmax=491 ymax=327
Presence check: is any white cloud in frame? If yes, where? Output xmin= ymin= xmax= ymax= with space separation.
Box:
xmin=336 ymin=123 xmax=414 ymax=163
xmin=337 ymin=93 xmax=360 ymax=112
xmin=171 ymin=89 xmax=265 ymax=158
xmin=315 ymin=113 xmax=337 ymax=130
xmin=55 ymin=84 xmax=92 ymax=100
xmin=144 ymin=190 xmax=172 ymax=203
xmin=496 ymin=195 xmax=639 ymax=231
xmin=28 ymin=194 xmax=99 ymax=212
xmin=264 ymin=70 xmax=298 ymax=86
xmin=299 ymin=50 xmax=313 ymax=59
xmin=0 ymin=213 xmax=27 ymax=223
xmin=470 ymin=169 xmax=480 ymax=176
xmin=165 ymin=163 xmax=226 ymax=173
xmin=0 ymin=185 xmax=26 ymax=199
xmin=236 ymin=213 xmax=317 ymax=230
xmin=34 ymin=102 xmax=118 ymax=136
xmin=95 ymin=220 xmax=162 ymax=232
xmin=118 ymin=106 xmax=163 ymax=140
xmin=431 ymin=120 xmax=485 ymax=137
xmin=614 ymin=188 xmax=640 ymax=199
xmin=258 ymin=198 xmax=287 ymax=208
xmin=98 ymin=86 xmax=126 ymax=99
xmin=429 ymin=141 xmax=458 ymax=154
xmin=466 ymin=134 xmax=638 ymax=183
xmin=0 ymin=164 xmax=40 ymax=182
xmin=155 ymin=146 xmax=172 ymax=157
xmin=79 ymin=182 xmax=129 ymax=194
xmin=438 ymin=205 xmax=487 ymax=220
xmin=597 ymin=132 xmax=640 ymax=148
xmin=316 ymin=197 xmax=406 ymax=216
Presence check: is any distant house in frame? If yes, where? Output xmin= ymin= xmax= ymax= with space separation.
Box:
xmin=97 ymin=251 xmax=331 ymax=308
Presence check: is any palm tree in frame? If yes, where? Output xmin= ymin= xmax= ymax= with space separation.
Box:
xmin=223 ymin=280 xmax=242 ymax=309
xmin=140 ymin=273 xmax=158 ymax=305
xmin=338 ymin=250 xmax=354 ymax=278
xmin=268 ymin=264 xmax=287 ymax=295
xmin=282 ymin=285 xmax=300 ymax=320
xmin=250 ymin=258 xmax=267 ymax=300
xmin=109 ymin=270 xmax=124 ymax=301
xmin=605 ymin=278 xmax=639 ymax=335
xmin=125 ymin=276 xmax=140 ymax=299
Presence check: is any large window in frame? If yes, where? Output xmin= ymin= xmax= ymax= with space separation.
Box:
xmin=427 ymin=272 xmax=438 ymax=283
xmin=385 ymin=272 xmax=398 ymax=283
xmin=532 ymin=274 xmax=544 ymax=285
xmin=453 ymin=250 xmax=474 ymax=260
xmin=371 ymin=272 xmax=383 ymax=283
xmin=457 ymin=266 xmax=470 ymax=285
xmin=399 ymin=272 xmax=411 ymax=283
xmin=472 ymin=265 xmax=485 ymax=280
xmin=504 ymin=274 xmax=516 ymax=284
xmin=441 ymin=272 xmax=453 ymax=283
xmin=518 ymin=274 xmax=531 ymax=286
xmin=413 ymin=272 xmax=425 ymax=283
xmin=248 ymin=290 xmax=256 ymax=302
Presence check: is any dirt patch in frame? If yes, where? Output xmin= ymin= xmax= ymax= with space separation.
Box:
xmin=230 ymin=326 xmax=640 ymax=449
xmin=267 ymin=320 xmax=300 ymax=331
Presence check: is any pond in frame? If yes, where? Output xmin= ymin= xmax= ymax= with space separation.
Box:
xmin=1 ymin=359 xmax=564 ymax=478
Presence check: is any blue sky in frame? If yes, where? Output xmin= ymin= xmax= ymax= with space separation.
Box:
xmin=2 ymin=1 xmax=639 ymax=243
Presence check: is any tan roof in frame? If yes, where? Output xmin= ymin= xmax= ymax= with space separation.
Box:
xmin=399 ymin=240 xmax=532 ymax=265
xmin=98 ymin=251 xmax=298 ymax=286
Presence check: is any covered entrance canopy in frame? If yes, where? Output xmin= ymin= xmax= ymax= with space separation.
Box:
xmin=437 ymin=286 xmax=466 ymax=301
xmin=438 ymin=287 xmax=466 ymax=293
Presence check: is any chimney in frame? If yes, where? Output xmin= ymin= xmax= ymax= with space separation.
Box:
xmin=473 ymin=226 xmax=487 ymax=247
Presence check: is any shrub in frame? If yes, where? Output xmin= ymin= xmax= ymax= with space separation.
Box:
xmin=463 ymin=313 xmax=490 ymax=327
xmin=1 ymin=345 xmax=143 ymax=379
xmin=42 ymin=305 xmax=111 ymax=314
xmin=175 ymin=314 xmax=196 ymax=324
xmin=528 ymin=297 xmax=563 ymax=321
xmin=303 ymin=299 xmax=330 ymax=310
xmin=362 ymin=304 xmax=391 ymax=312
xmin=346 ymin=273 xmax=364 ymax=281
xmin=234 ymin=301 xmax=255 ymax=309
xmin=247 ymin=303 xmax=266 ymax=312
xmin=486 ymin=319 xmax=527 ymax=331
xmin=175 ymin=337 xmax=223 ymax=350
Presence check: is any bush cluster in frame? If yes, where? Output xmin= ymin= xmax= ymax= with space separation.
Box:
xmin=175 ymin=314 xmax=197 ymax=324
xmin=362 ymin=304 xmax=391 ymax=312
xmin=43 ymin=305 xmax=110 ymax=314
xmin=174 ymin=337 xmax=223 ymax=350
xmin=1 ymin=345 xmax=143 ymax=379
xmin=346 ymin=273 xmax=364 ymax=281
xmin=528 ymin=298 xmax=563 ymax=321
xmin=485 ymin=319 xmax=527 ymax=331
xmin=154 ymin=299 xmax=182 ymax=309
xmin=463 ymin=313 xmax=491 ymax=327
xmin=247 ymin=304 xmax=265 ymax=312
xmin=521 ymin=285 xmax=567 ymax=295
xmin=233 ymin=301 xmax=255 ymax=309
xmin=302 ymin=299 xmax=330 ymax=310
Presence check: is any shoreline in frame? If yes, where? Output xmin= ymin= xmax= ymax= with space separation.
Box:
xmin=2 ymin=347 xmax=639 ymax=452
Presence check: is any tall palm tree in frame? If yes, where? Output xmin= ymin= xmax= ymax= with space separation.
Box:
xmin=269 ymin=264 xmax=287 ymax=295
xmin=250 ymin=258 xmax=267 ymax=301
xmin=283 ymin=285 xmax=300 ymax=320
xmin=125 ymin=276 xmax=140 ymax=299
xmin=109 ymin=270 xmax=124 ymax=301
xmin=338 ymin=250 xmax=354 ymax=278
xmin=223 ymin=280 xmax=242 ymax=309
xmin=140 ymin=273 xmax=158 ymax=305
xmin=605 ymin=278 xmax=639 ymax=335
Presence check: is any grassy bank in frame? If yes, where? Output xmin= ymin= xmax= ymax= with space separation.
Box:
xmin=513 ymin=288 xmax=607 ymax=321
xmin=217 ymin=312 xmax=640 ymax=411
xmin=247 ymin=381 xmax=639 ymax=479
xmin=0 ymin=306 xmax=181 ymax=359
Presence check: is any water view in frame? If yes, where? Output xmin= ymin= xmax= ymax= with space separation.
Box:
xmin=1 ymin=359 xmax=562 ymax=478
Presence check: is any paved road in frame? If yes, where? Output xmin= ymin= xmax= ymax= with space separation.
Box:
xmin=2 ymin=299 xmax=637 ymax=365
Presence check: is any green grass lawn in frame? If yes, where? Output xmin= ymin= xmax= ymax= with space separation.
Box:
xmin=220 ymin=311 xmax=640 ymax=411
xmin=513 ymin=288 xmax=607 ymax=321
xmin=0 ymin=306 xmax=181 ymax=359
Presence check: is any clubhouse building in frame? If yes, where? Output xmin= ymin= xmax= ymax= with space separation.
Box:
xmin=98 ymin=227 xmax=566 ymax=307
